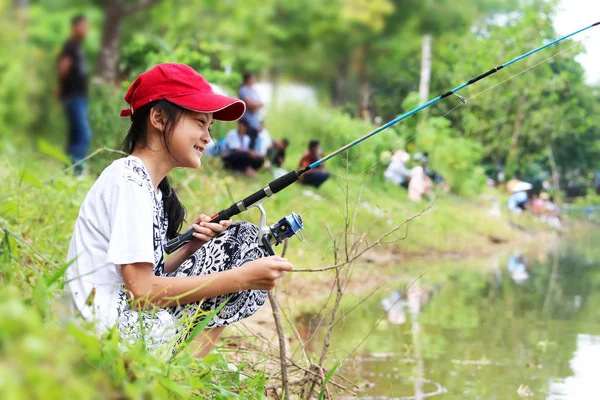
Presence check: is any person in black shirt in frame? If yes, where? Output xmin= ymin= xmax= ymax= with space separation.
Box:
xmin=58 ymin=14 xmax=91 ymax=176
xmin=266 ymin=138 xmax=289 ymax=168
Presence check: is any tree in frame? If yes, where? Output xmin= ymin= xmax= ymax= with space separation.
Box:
xmin=97 ymin=0 xmax=163 ymax=83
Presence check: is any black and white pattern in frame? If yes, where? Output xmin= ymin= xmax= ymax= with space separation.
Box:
xmin=115 ymin=158 xmax=268 ymax=354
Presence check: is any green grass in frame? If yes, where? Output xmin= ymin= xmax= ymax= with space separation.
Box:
xmin=0 ymin=118 xmax=566 ymax=399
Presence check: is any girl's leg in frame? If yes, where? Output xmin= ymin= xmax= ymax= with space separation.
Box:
xmin=189 ymin=326 xmax=226 ymax=358
xmin=116 ymin=222 xmax=269 ymax=357
xmin=166 ymin=222 xmax=270 ymax=332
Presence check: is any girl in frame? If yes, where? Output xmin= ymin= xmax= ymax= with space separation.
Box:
xmin=65 ymin=63 xmax=293 ymax=358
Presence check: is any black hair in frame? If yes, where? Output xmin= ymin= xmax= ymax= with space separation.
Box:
xmin=242 ymin=72 xmax=254 ymax=84
xmin=282 ymin=138 xmax=290 ymax=147
xmin=238 ymin=118 xmax=249 ymax=128
xmin=122 ymin=100 xmax=186 ymax=240
xmin=71 ymin=14 xmax=87 ymax=26
xmin=308 ymin=140 xmax=320 ymax=150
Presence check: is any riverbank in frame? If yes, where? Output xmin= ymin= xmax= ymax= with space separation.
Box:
xmin=0 ymin=150 xmax=590 ymax=398
xmin=227 ymin=215 xmax=566 ymax=348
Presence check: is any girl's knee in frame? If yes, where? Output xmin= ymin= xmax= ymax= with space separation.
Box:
xmin=230 ymin=220 xmax=258 ymax=231
xmin=226 ymin=221 xmax=260 ymax=245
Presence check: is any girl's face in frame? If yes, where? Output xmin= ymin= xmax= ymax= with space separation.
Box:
xmin=167 ymin=111 xmax=213 ymax=169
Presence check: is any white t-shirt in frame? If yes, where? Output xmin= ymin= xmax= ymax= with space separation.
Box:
xmin=223 ymin=129 xmax=250 ymax=153
xmin=65 ymin=156 xmax=167 ymax=332
xmin=256 ymin=129 xmax=272 ymax=156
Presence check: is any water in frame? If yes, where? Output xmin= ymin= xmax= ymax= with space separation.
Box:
xmin=295 ymin=236 xmax=600 ymax=399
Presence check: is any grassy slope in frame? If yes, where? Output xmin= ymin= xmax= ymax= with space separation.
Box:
xmin=0 ymin=127 xmax=560 ymax=399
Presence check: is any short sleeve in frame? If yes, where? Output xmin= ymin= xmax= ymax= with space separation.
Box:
xmin=106 ymin=178 xmax=155 ymax=266
xmin=225 ymin=130 xmax=241 ymax=151
xmin=238 ymin=86 xmax=250 ymax=101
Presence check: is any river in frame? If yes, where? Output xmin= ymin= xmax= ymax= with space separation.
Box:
xmin=294 ymin=234 xmax=600 ymax=399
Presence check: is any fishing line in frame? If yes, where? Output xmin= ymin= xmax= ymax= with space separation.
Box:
xmin=165 ymin=23 xmax=599 ymax=254
xmin=319 ymin=35 xmax=591 ymax=206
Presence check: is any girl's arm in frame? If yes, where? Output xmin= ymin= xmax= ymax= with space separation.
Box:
xmin=122 ymin=256 xmax=293 ymax=310
xmin=164 ymin=245 xmax=194 ymax=274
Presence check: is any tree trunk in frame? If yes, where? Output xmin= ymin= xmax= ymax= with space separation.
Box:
xmin=13 ymin=0 xmax=28 ymax=26
xmin=97 ymin=0 xmax=124 ymax=84
xmin=506 ymin=95 xmax=526 ymax=170
xmin=418 ymin=34 xmax=432 ymax=107
xmin=546 ymin=145 xmax=560 ymax=191
xmin=358 ymin=76 xmax=372 ymax=121
xmin=269 ymin=65 xmax=281 ymax=111
xmin=332 ymin=59 xmax=349 ymax=107
xmin=356 ymin=45 xmax=375 ymax=121
xmin=13 ymin=0 xmax=28 ymax=9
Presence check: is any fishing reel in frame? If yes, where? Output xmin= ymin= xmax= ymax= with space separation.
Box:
xmin=253 ymin=201 xmax=304 ymax=256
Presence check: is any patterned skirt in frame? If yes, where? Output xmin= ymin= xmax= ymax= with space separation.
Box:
xmin=115 ymin=222 xmax=270 ymax=355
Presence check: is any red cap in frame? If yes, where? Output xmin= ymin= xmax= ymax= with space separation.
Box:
xmin=120 ymin=63 xmax=246 ymax=121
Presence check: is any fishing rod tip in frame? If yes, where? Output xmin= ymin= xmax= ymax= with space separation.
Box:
xmin=454 ymin=93 xmax=468 ymax=105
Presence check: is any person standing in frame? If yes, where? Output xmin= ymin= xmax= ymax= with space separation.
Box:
xmin=58 ymin=14 xmax=92 ymax=176
xmin=237 ymin=73 xmax=263 ymax=151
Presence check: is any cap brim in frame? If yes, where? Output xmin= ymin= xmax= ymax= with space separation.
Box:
xmin=165 ymin=92 xmax=246 ymax=121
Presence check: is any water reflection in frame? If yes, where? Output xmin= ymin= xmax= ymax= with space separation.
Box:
xmin=295 ymin=240 xmax=600 ymax=399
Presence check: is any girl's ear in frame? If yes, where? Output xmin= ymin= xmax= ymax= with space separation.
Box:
xmin=149 ymin=107 xmax=165 ymax=132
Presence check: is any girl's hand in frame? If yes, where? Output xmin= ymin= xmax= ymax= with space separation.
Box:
xmin=187 ymin=214 xmax=232 ymax=252
xmin=236 ymin=256 xmax=294 ymax=291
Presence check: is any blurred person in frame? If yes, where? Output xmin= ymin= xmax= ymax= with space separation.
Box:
xmin=408 ymin=165 xmax=434 ymax=201
xmin=508 ymin=253 xmax=529 ymax=284
xmin=415 ymin=151 xmax=445 ymax=185
xmin=384 ymin=150 xmax=411 ymax=189
xmin=507 ymin=182 xmax=532 ymax=214
xmin=238 ymin=72 xmax=263 ymax=150
xmin=64 ymin=64 xmax=292 ymax=358
xmin=298 ymin=140 xmax=330 ymax=188
xmin=221 ymin=119 xmax=264 ymax=176
xmin=530 ymin=193 xmax=546 ymax=215
xmin=58 ymin=14 xmax=92 ymax=176
xmin=255 ymin=120 xmax=272 ymax=157
xmin=266 ymin=138 xmax=289 ymax=169
xmin=544 ymin=194 xmax=562 ymax=229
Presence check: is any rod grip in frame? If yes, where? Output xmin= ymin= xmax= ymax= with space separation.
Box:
xmin=164 ymin=230 xmax=194 ymax=254
xmin=165 ymin=170 xmax=302 ymax=255
xmin=165 ymin=204 xmax=240 ymax=254
xmin=269 ymin=170 xmax=300 ymax=193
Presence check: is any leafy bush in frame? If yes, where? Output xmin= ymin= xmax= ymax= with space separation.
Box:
xmin=0 ymin=1 xmax=31 ymax=147
xmin=266 ymin=104 xmax=398 ymax=176
xmin=120 ymin=35 xmax=242 ymax=90
xmin=414 ymin=117 xmax=487 ymax=196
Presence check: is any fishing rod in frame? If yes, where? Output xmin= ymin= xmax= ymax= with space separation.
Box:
xmin=165 ymin=21 xmax=599 ymax=254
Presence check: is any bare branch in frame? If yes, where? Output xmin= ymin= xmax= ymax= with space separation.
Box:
xmin=269 ymin=239 xmax=291 ymax=400
xmin=292 ymin=205 xmax=431 ymax=273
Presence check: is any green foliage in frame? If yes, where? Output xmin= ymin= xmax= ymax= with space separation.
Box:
xmin=1 ymin=0 xmax=600 ymax=395
xmin=0 ymin=154 xmax=274 ymax=399
xmin=0 ymin=0 xmax=30 ymax=146
xmin=267 ymin=104 xmax=397 ymax=176
xmin=120 ymin=35 xmax=242 ymax=90
xmin=415 ymin=117 xmax=487 ymax=196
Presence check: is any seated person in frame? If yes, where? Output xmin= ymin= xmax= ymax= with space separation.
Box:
xmin=255 ymin=121 xmax=272 ymax=157
xmin=266 ymin=138 xmax=289 ymax=169
xmin=298 ymin=140 xmax=330 ymax=188
xmin=221 ymin=120 xmax=264 ymax=176
xmin=408 ymin=165 xmax=434 ymax=201
xmin=530 ymin=194 xmax=546 ymax=215
xmin=384 ymin=150 xmax=411 ymax=189
xmin=507 ymin=190 xmax=529 ymax=213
